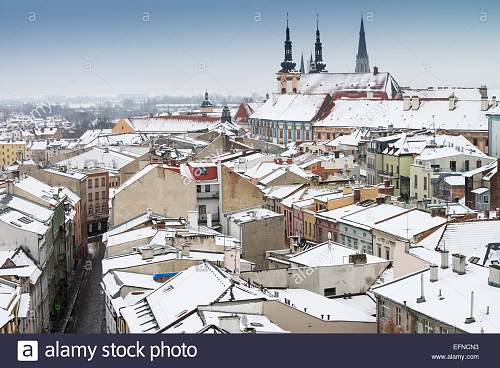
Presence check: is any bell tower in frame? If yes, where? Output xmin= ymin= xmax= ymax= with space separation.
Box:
xmin=277 ymin=13 xmax=300 ymax=94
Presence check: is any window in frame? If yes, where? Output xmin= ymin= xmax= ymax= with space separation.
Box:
xmin=385 ymin=247 xmax=390 ymax=260
xmin=396 ymin=307 xmax=402 ymax=326
xmin=95 ymin=178 xmax=99 ymax=187
xmin=102 ymin=203 xmax=106 ymax=212
xmin=287 ymin=130 xmax=292 ymax=140
xmin=88 ymin=193 xmax=92 ymax=202
xmin=414 ymin=175 xmax=418 ymax=188
xmin=102 ymin=191 xmax=106 ymax=199
xmin=324 ymin=287 xmax=336 ymax=298
xmin=326 ymin=133 xmax=331 ymax=140
xmin=484 ymin=196 xmax=489 ymax=204
xmin=198 ymin=205 xmax=206 ymax=215
xmin=101 ymin=178 xmax=105 ymax=186
xmin=88 ymin=180 xmax=92 ymax=189
xmin=464 ymin=160 xmax=469 ymax=171
xmin=473 ymin=138 xmax=478 ymax=146
xmin=440 ymin=326 xmax=449 ymax=334
xmin=424 ymin=176 xmax=428 ymax=191
xmin=476 ymin=160 xmax=481 ymax=169
xmin=95 ymin=192 xmax=99 ymax=200
xmin=197 ymin=185 xmax=201 ymax=193
xmin=381 ymin=300 xmax=390 ymax=320
xmin=450 ymin=160 xmax=457 ymax=172
xmin=317 ymin=133 xmax=321 ymax=140
xmin=205 ymin=185 xmax=210 ymax=192
xmin=88 ymin=205 xmax=93 ymax=215
xmin=423 ymin=319 xmax=433 ymax=334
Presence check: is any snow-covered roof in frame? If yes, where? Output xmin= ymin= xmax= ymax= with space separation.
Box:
xmin=270 ymin=288 xmax=376 ymax=323
xmin=315 ymin=99 xmax=489 ymax=131
xmin=250 ymin=94 xmax=326 ymax=122
xmin=55 ymin=147 xmax=135 ymax=171
xmin=225 ymin=207 xmax=282 ymax=225
xmin=339 ymin=204 xmax=408 ymax=231
xmin=373 ymin=209 xmax=447 ymax=241
xmin=300 ymin=72 xmax=400 ymax=97
xmin=0 ymin=208 xmax=49 ymax=235
xmin=0 ymin=194 xmax=53 ymax=223
xmin=15 ymin=176 xmax=60 ymax=207
xmin=288 ymin=241 xmax=388 ymax=268
xmin=262 ymin=184 xmax=304 ymax=200
xmin=372 ymin=263 xmax=500 ymax=333
xmin=471 ymin=187 xmax=489 ymax=195
xmin=258 ymin=165 xmax=311 ymax=186
xmin=443 ymin=175 xmax=465 ymax=186
xmin=127 ymin=116 xmax=219 ymax=133
xmin=102 ymin=270 xmax=160 ymax=299
xmin=120 ymin=262 xmax=268 ymax=333
xmin=436 ymin=221 xmax=500 ymax=266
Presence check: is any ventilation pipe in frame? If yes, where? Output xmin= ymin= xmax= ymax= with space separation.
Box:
xmin=464 ymin=291 xmax=476 ymax=324
xmin=429 ymin=264 xmax=438 ymax=282
xmin=417 ymin=273 xmax=426 ymax=303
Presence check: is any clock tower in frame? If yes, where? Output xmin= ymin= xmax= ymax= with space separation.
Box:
xmin=276 ymin=13 xmax=300 ymax=94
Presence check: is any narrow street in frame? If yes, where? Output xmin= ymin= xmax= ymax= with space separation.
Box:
xmin=66 ymin=241 xmax=106 ymax=333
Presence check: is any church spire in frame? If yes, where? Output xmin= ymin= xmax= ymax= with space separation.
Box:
xmin=355 ymin=14 xmax=370 ymax=73
xmin=280 ymin=12 xmax=296 ymax=73
xmin=311 ymin=13 xmax=327 ymax=73
xmin=300 ymin=52 xmax=305 ymax=74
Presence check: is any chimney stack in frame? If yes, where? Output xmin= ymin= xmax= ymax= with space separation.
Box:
xmin=479 ymin=85 xmax=488 ymax=99
xmin=141 ymin=247 xmax=154 ymax=260
xmin=218 ymin=315 xmax=241 ymax=333
xmin=403 ymin=96 xmax=411 ymax=111
xmin=452 ymin=253 xmax=466 ymax=275
xmin=488 ymin=264 xmax=500 ymax=287
xmin=464 ymin=291 xmax=476 ymax=324
xmin=429 ymin=264 xmax=438 ymax=282
xmin=448 ymin=94 xmax=457 ymax=111
xmin=481 ymin=97 xmax=489 ymax=111
xmin=373 ymin=66 xmax=379 ymax=75
xmin=411 ymin=96 xmax=420 ymax=111
xmin=416 ymin=273 xmax=426 ymax=303
xmin=440 ymin=250 xmax=449 ymax=269
xmin=181 ymin=243 xmax=190 ymax=257
xmin=492 ymin=96 xmax=498 ymax=109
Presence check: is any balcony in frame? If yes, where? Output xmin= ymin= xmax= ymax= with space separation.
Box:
xmin=377 ymin=170 xmax=399 ymax=179
xmin=196 ymin=192 xmax=219 ymax=199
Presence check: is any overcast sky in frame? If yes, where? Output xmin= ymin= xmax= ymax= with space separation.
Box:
xmin=0 ymin=0 xmax=499 ymax=99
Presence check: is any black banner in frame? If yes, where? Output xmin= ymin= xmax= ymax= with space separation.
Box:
xmin=3 ymin=333 xmax=495 ymax=367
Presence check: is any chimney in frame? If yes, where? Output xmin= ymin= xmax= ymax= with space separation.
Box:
xmin=411 ymin=96 xmax=420 ymax=110
xmin=479 ymin=85 xmax=488 ymax=99
xmin=349 ymin=253 xmax=367 ymax=265
xmin=452 ymin=253 xmax=466 ymax=275
xmin=181 ymin=243 xmax=190 ymax=257
xmin=416 ymin=273 xmax=426 ymax=303
xmin=440 ymin=250 xmax=449 ymax=269
xmin=146 ymin=208 xmax=153 ymax=218
xmin=187 ymin=210 xmax=199 ymax=227
xmin=403 ymin=96 xmax=411 ymax=111
xmin=488 ymin=264 xmax=500 ymax=287
xmin=448 ymin=94 xmax=457 ymax=111
xmin=464 ymin=291 xmax=476 ymax=324
xmin=373 ymin=66 xmax=379 ymax=75
xmin=224 ymin=243 xmax=241 ymax=276
xmin=481 ymin=97 xmax=489 ymax=111
xmin=141 ymin=247 xmax=154 ymax=260
xmin=429 ymin=264 xmax=439 ymax=282
xmin=492 ymin=96 xmax=498 ymax=109
xmin=218 ymin=315 xmax=241 ymax=333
